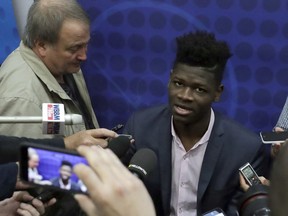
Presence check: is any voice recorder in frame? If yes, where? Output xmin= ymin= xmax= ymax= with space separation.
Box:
xmin=239 ymin=162 xmax=262 ymax=186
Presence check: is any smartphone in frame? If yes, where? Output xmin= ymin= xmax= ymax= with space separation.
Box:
xmin=202 ymin=208 xmax=226 ymax=216
xmin=239 ymin=162 xmax=262 ymax=186
xmin=118 ymin=134 xmax=133 ymax=140
xmin=260 ymin=131 xmax=288 ymax=144
xmin=19 ymin=142 xmax=88 ymax=194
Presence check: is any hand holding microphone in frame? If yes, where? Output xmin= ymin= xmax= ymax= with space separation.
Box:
xmin=74 ymin=145 xmax=156 ymax=216
xmin=63 ymin=128 xmax=119 ymax=150
xmin=66 ymin=132 xmax=131 ymax=156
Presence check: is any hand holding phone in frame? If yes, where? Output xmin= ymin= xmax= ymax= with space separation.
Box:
xmin=27 ymin=190 xmax=56 ymax=204
xmin=19 ymin=142 xmax=88 ymax=194
xmin=239 ymin=163 xmax=262 ymax=186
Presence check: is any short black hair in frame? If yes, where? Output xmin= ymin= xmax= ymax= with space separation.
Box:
xmin=61 ymin=160 xmax=73 ymax=168
xmin=173 ymin=30 xmax=232 ymax=82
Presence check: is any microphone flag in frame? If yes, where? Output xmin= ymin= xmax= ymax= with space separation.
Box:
xmin=42 ymin=103 xmax=65 ymax=135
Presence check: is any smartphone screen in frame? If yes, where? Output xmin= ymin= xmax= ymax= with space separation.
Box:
xmin=202 ymin=208 xmax=225 ymax=216
xmin=19 ymin=142 xmax=88 ymax=194
xmin=260 ymin=131 xmax=288 ymax=143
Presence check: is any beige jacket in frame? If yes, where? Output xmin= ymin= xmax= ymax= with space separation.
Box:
xmin=0 ymin=42 xmax=99 ymax=138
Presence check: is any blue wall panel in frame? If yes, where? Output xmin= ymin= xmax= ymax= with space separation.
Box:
xmin=0 ymin=1 xmax=19 ymax=64
xmin=1 ymin=0 xmax=288 ymax=134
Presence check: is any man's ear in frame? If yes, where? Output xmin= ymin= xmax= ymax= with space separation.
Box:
xmin=214 ymin=84 xmax=224 ymax=102
xmin=34 ymin=40 xmax=47 ymax=57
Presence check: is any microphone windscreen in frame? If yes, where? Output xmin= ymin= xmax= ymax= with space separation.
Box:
xmin=128 ymin=148 xmax=157 ymax=180
xmin=107 ymin=136 xmax=130 ymax=158
xmin=64 ymin=114 xmax=83 ymax=125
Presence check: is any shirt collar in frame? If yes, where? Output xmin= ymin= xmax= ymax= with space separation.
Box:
xmin=171 ymin=108 xmax=215 ymax=148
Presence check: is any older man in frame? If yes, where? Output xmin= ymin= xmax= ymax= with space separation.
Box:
xmin=0 ymin=0 xmax=98 ymax=138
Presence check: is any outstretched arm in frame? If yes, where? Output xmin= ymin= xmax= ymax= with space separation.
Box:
xmin=74 ymin=145 xmax=156 ymax=216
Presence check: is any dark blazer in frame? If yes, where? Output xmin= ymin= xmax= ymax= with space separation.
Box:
xmin=50 ymin=178 xmax=81 ymax=192
xmin=0 ymin=163 xmax=18 ymax=200
xmin=0 ymin=135 xmax=65 ymax=164
xmin=122 ymin=105 xmax=270 ymax=216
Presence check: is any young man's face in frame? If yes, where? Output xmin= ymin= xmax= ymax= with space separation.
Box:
xmin=59 ymin=164 xmax=73 ymax=181
xmin=39 ymin=19 xmax=90 ymax=78
xmin=168 ymin=63 xmax=223 ymax=125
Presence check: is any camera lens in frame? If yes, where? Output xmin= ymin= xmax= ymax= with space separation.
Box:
xmin=253 ymin=208 xmax=271 ymax=216
xmin=238 ymin=184 xmax=270 ymax=216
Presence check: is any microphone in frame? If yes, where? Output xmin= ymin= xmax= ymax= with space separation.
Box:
xmin=42 ymin=103 xmax=82 ymax=135
xmin=128 ymin=148 xmax=157 ymax=180
xmin=0 ymin=103 xmax=83 ymax=135
xmin=0 ymin=114 xmax=83 ymax=124
xmin=107 ymin=136 xmax=131 ymax=158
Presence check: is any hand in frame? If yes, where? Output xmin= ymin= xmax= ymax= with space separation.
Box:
xmin=73 ymin=145 xmax=156 ymax=216
xmin=64 ymin=128 xmax=118 ymax=150
xmin=239 ymin=174 xmax=270 ymax=192
xmin=15 ymin=179 xmax=33 ymax=191
xmin=271 ymin=127 xmax=287 ymax=158
xmin=0 ymin=191 xmax=56 ymax=216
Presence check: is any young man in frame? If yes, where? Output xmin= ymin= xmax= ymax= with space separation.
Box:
xmin=122 ymin=31 xmax=270 ymax=215
xmin=0 ymin=0 xmax=98 ymax=138
xmin=50 ymin=161 xmax=81 ymax=192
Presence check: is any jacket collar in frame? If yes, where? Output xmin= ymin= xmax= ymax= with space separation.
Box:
xmin=157 ymin=109 xmax=225 ymax=214
xmin=197 ymin=112 xmax=225 ymax=201
xmin=19 ymin=41 xmax=71 ymax=100
xmin=155 ymin=107 xmax=173 ymax=215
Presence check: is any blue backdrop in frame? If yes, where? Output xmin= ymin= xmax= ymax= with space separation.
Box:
xmin=1 ymin=0 xmax=288 ymax=134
